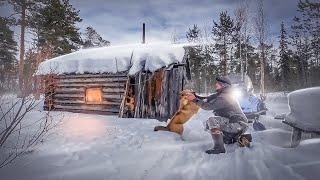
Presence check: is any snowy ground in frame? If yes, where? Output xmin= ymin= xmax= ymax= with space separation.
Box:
xmin=1 ymin=93 xmax=320 ymax=180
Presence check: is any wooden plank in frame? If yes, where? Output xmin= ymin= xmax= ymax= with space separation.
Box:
xmin=282 ymin=120 xmax=320 ymax=133
xmin=52 ymin=108 xmax=118 ymax=115
xmin=57 ymin=77 xmax=127 ymax=84
xmin=169 ymin=68 xmax=176 ymax=116
xmin=54 ymin=99 xmax=121 ymax=106
xmin=55 ymin=87 xmax=125 ymax=94
xmin=154 ymin=69 xmax=164 ymax=118
xmin=119 ymin=78 xmax=130 ymax=118
xmin=102 ymin=94 xmax=123 ymax=99
xmin=291 ymin=128 xmax=302 ymax=147
xmin=56 ymin=73 xmax=127 ymax=79
xmin=148 ymin=73 xmax=155 ymax=118
xmin=56 ymin=83 xmax=125 ymax=88
xmin=172 ymin=67 xmax=179 ymax=114
xmin=159 ymin=70 xmax=169 ymax=118
xmin=55 ymin=87 xmax=85 ymax=93
xmin=54 ymin=104 xmax=119 ymax=112
xmin=141 ymin=73 xmax=148 ymax=118
xmin=54 ymin=92 xmax=124 ymax=98
xmin=134 ymin=72 xmax=142 ymax=118
xmin=54 ymin=93 xmax=84 ymax=98
xmin=102 ymin=87 xmax=125 ymax=93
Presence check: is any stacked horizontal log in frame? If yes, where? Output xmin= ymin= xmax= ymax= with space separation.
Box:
xmin=44 ymin=73 xmax=127 ymax=115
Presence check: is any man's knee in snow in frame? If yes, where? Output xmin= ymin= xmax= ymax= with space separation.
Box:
xmin=206 ymin=116 xmax=228 ymax=130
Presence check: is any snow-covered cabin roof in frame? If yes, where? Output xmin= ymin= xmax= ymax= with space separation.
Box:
xmin=36 ymin=43 xmax=186 ymax=76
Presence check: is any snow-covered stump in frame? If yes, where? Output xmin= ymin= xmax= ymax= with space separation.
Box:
xmin=282 ymin=87 xmax=320 ymax=147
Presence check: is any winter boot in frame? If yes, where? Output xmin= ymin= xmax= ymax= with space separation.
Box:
xmin=238 ymin=134 xmax=252 ymax=148
xmin=206 ymin=130 xmax=226 ymax=154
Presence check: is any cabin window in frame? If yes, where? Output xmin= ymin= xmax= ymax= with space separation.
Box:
xmin=85 ymin=87 xmax=103 ymax=104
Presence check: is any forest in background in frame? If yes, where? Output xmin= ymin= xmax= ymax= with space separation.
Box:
xmin=0 ymin=0 xmax=110 ymax=95
xmin=0 ymin=0 xmax=319 ymax=96
xmin=185 ymin=0 xmax=320 ymax=94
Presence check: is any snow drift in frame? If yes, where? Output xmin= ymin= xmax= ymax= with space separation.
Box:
xmin=285 ymin=87 xmax=320 ymax=132
xmin=36 ymin=43 xmax=186 ymax=76
xmin=1 ymin=93 xmax=320 ymax=180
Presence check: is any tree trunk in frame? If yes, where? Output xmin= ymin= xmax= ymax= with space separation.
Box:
xmin=223 ymin=35 xmax=227 ymax=75
xmin=260 ymin=44 xmax=265 ymax=95
xmin=240 ymin=35 xmax=243 ymax=80
xmin=18 ymin=1 xmax=26 ymax=95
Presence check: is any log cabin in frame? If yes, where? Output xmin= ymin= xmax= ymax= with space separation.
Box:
xmin=36 ymin=43 xmax=192 ymax=120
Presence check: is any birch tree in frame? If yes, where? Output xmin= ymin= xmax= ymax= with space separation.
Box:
xmin=254 ymin=0 xmax=268 ymax=95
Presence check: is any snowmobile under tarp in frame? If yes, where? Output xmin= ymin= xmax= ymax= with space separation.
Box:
xmin=228 ymin=74 xmax=268 ymax=120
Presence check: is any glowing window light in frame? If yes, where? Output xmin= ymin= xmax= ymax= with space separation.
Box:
xmin=85 ymin=88 xmax=102 ymax=104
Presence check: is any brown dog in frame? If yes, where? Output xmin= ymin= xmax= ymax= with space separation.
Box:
xmin=154 ymin=89 xmax=200 ymax=135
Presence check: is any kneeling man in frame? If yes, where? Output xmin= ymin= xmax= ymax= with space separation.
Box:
xmin=187 ymin=76 xmax=250 ymax=154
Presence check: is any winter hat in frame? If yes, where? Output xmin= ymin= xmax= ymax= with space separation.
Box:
xmin=216 ymin=76 xmax=232 ymax=88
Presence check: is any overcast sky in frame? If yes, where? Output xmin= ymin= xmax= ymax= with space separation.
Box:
xmin=1 ymin=0 xmax=300 ymax=46
xmin=70 ymin=0 xmax=299 ymax=45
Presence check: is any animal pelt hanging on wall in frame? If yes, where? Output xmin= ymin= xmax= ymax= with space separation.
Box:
xmin=125 ymin=85 xmax=135 ymax=116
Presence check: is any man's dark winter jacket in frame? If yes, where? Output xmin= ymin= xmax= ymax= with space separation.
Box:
xmin=193 ymin=87 xmax=248 ymax=123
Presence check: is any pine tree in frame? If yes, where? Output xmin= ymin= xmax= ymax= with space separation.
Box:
xmin=245 ymin=43 xmax=259 ymax=88
xmin=212 ymin=11 xmax=236 ymax=75
xmin=32 ymin=0 xmax=83 ymax=57
xmin=201 ymin=43 xmax=216 ymax=94
xmin=0 ymin=16 xmax=18 ymax=91
xmin=83 ymin=26 xmax=110 ymax=48
xmin=254 ymin=0 xmax=268 ymax=95
xmin=234 ymin=3 xmax=249 ymax=79
xmin=290 ymin=16 xmax=309 ymax=88
xmin=278 ymin=22 xmax=291 ymax=90
xmin=23 ymin=47 xmax=38 ymax=94
xmin=6 ymin=0 xmax=38 ymax=93
xmin=186 ymin=24 xmax=203 ymax=92
xmin=297 ymin=0 xmax=320 ymax=87
xmin=263 ymin=43 xmax=278 ymax=91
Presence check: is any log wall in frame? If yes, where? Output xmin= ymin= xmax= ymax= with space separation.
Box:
xmin=44 ymin=64 xmax=187 ymax=119
xmin=44 ymin=73 xmax=127 ymax=115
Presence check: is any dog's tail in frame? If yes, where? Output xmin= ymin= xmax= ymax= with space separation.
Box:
xmin=154 ymin=126 xmax=170 ymax=132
